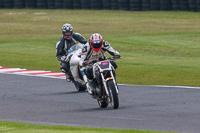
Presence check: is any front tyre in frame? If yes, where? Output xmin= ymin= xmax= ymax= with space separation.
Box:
xmin=108 ymin=80 xmax=119 ymax=109
xmin=98 ymin=100 xmax=108 ymax=108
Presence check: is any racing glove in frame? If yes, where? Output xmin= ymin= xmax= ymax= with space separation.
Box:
xmin=114 ymin=55 xmax=121 ymax=59
xmin=60 ymin=56 xmax=68 ymax=62
xmin=82 ymin=60 xmax=97 ymax=66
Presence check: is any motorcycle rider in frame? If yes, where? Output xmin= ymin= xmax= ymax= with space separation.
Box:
xmin=79 ymin=33 xmax=121 ymax=95
xmin=56 ymin=23 xmax=87 ymax=82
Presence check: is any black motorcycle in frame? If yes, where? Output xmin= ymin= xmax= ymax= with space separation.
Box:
xmin=86 ymin=56 xmax=121 ymax=109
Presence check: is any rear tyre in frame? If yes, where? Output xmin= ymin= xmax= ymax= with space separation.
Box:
xmin=76 ymin=86 xmax=86 ymax=91
xmin=73 ymin=81 xmax=87 ymax=91
xmin=108 ymin=80 xmax=119 ymax=109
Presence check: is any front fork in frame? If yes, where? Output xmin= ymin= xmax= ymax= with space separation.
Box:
xmin=100 ymin=71 xmax=119 ymax=98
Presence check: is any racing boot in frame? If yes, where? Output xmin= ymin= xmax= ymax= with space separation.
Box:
xmin=87 ymin=84 xmax=93 ymax=95
xmin=61 ymin=68 xmax=72 ymax=82
xmin=65 ymin=72 xmax=72 ymax=82
xmin=83 ymin=75 xmax=94 ymax=95
xmin=88 ymin=79 xmax=96 ymax=95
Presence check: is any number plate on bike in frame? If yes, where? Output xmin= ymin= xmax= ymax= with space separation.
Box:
xmin=99 ymin=61 xmax=109 ymax=69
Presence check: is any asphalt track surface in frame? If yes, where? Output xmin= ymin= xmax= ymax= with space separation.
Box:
xmin=1 ymin=73 xmax=200 ymax=133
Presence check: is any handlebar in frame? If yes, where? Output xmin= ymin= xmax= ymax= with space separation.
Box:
xmin=108 ymin=55 xmax=122 ymax=61
xmin=83 ymin=56 xmax=121 ymax=66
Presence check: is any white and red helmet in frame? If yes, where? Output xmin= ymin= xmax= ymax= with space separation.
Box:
xmin=89 ymin=33 xmax=103 ymax=51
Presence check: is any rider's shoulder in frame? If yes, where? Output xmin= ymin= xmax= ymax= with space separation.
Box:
xmin=56 ymin=37 xmax=64 ymax=46
xmin=57 ymin=37 xmax=64 ymax=42
xmin=103 ymin=40 xmax=111 ymax=48
xmin=84 ymin=42 xmax=91 ymax=47
xmin=82 ymin=42 xmax=90 ymax=53
xmin=84 ymin=42 xmax=90 ymax=48
xmin=72 ymin=32 xmax=84 ymax=38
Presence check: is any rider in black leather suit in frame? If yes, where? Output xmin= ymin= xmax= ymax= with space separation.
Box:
xmin=56 ymin=24 xmax=87 ymax=81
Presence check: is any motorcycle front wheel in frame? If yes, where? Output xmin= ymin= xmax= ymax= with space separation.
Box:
xmin=107 ymin=80 xmax=119 ymax=109
xmin=97 ymin=100 xmax=108 ymax=108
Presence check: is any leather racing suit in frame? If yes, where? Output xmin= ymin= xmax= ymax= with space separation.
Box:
xmin=79 ymin=40 xmax=120 ymax=94
xmin=56 ymin=33 xmax=87 ymax=75
xmin=79 ymin=40 xmax=120 ymax=67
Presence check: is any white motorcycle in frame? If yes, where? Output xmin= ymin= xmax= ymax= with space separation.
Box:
xmin=66 ymin=43 xmax=87 ymax=91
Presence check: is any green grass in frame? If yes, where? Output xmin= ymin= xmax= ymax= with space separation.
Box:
xmin=0 ymin=121 xmax=176 ymax=133
xmin=0 ymin=9 xmax=200 ymax=86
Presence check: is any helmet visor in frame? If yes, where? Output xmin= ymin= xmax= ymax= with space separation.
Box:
xmin=91 ymin=42 xmax=102 ymax=51
xmin=64 ymin=31 xmax=72 ymax=36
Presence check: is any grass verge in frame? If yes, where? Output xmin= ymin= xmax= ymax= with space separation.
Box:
xmin=0 ymin=121 xmax=176 ymax=133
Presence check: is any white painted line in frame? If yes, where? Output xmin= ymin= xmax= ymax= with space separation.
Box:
xmin=0 ymin=68 xmax=22 ymax=72
xmin=38 ymin=73 xmax=63 ymax=76
xmin=14 ymin=71 xmax=48 ymax=74
xmin=151 ymin=85 xmax=200 ymax=90
xmin=0 ymin=66 xmax=66 ymax=79
xmin=1 ymin=72 xmax=65 ymax=79
xmin=118 ymin=84 xmax=200 ymax=90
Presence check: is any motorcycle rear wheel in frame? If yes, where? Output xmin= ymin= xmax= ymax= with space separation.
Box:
xmin=108 ymin=80 xmax=119 ymax=109
xmin=76 ymin=86 xmax=86 ymax=91
xmin=73 ymin=81 xmax=87 ymax=91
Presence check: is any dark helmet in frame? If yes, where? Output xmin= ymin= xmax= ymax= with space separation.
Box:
xmin=62 ymin=23 xmax=73 ymax=40
xmin=89 ymin=33 xmax=103 ymax=52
